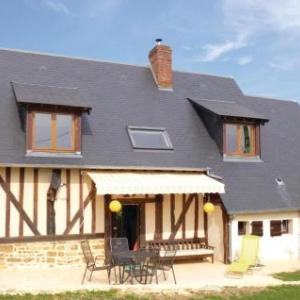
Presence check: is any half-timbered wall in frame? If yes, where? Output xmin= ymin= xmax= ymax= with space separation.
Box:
xmin=0 ymin=167 xmax=227 ymax=267
xmin=145 ymin=193 xmax=205 ymax=241
xmin=0 ymin=167 xmax=101 ymax=240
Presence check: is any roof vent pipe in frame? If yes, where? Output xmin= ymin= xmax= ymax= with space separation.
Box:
xmin=275 ymin=177 xmax=285 ymax=186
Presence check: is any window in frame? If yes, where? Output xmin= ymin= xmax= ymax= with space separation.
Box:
xmin=251 ymin=221 xmax=263 ymax=236
xmin=127 ymin=126 xmax=173 ymax=150
xmin=270 ymin=220 xmax=293 ymax=236
xmin=224 ymin=123 xmax=258 ymax=157
xmin=238 ymin=221 xmax=248 ymax=235
xmin=282 ymin=220 xmax=292 ymax=234
xmin=27 ymin=111 xmax=80 ymax=153
xmin=270 ymin=220 xmax=282 ymax=237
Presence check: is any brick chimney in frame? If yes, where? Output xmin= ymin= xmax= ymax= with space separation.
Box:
xmin=148 ymin=39 xmax=173 ymax=90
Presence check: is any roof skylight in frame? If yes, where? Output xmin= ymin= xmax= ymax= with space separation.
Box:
xmin=127 ymin=126 xmax=173 ymax=150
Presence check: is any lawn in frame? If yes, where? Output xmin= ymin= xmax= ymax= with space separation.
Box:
xmin=1 ymin=285 xmax=300 ymax=300
xmin=272 ymin=270 xmax=300 ymax=281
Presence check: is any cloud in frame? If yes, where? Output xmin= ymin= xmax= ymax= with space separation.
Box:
xmin=269 ymin=57 xmax=300 ymax=71
xmin=88 ymin=0 xmax=123 ymax=18
xmin=197 ymin=35 xmax=247 ymax=62
xmin=196 ymin=0 xmax=300 ymax=65
xmin=44 ymin=0 xmax=70 ymax=15
xmin=238 ymin=56 xmax=253 ymax=66
xmin=224 ymin=0 xmax=300 ymax=37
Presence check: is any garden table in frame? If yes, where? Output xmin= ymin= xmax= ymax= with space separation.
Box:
xmin=112 ymin=248 xmax=159 ymax=284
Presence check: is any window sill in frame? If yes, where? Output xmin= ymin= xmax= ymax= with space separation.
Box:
xmin=25 ymin=151 xmax=82 ymax=158
xmin=223 ymin=155 xmax=262 ymax=163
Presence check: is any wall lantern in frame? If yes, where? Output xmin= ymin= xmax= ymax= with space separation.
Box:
xmin=109 ymin=200 xmax=122 ymax=213
xmin=203 ymin=202 xmax=215 ymax=214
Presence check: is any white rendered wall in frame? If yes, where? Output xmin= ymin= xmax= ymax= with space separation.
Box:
xmin=230 ymin=212 xmax=299 ymax=262
xmin=207 ymin=205 xmax=224 ymax=261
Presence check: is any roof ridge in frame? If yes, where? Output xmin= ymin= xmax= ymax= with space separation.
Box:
xmin=0 ymin=47 xmax=236 ymax=81
xmin=0 ymin=47 xmax=149 ymax=69
xmin=245 ymin=93 xmax=300 ymax=105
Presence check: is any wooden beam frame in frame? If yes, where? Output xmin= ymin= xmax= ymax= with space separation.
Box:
xmin=79 ymin=171 xmax=84 ymax=234
xmin=18 ymin=168 xmax=25 ymax=237
xmin=33 ymin=168 xmax=38 ymax=227
xmin=5 ymin=168 xmax=11 ymax=237
xmin=194 ymin=194 xmax=199 ymax=239
xmin=46 ymin=169 xmax=61 ymax=235
xmin=155 ymin=194 xmax=163 ymax=240
xmin=63 ymin=182 xmax=96 ymax=235
xmin=170 ymin=194 xmax=175 ymax=234
xmin=203 ymin=194 xmax=208 ymax=245
xmin=66 ymin=169 xmax=71 ymax=228
xmin=169 ymin=193 xmax=196 ymax=240
xmin=0 ymin=174 xmax=40 ymax=236
xmin=0 ymin=233 xmax=104 ymax=244
xmin=104 ymin=194 xmax=112 ymax=260
xmin=139 ymin=203 xmax=146 ymax=246
xmin=182 ymin=194 xmax=186 ymax=239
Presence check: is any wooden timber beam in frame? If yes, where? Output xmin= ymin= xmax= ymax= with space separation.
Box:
xmin=0 ymin=174 xmax=40 ymax=236
xmin=46 ymin=169 xmax=61 ymax=235
xmin=155 ymin=194 xmax=163 ymax=240
xmin=18 ymin=168 xmax=25 ymax=237
xmin=5 ymin=168 xmax=10 ymax=237
xmin=194 ymin=194 xmax=199 ymax=239
xmin=169 ymin=193 xmax=196 ymax=240
xmin=63 ymin=183 xmax=96 ymax=235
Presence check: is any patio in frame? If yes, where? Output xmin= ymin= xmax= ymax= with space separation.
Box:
xmin=0 ymin=260 xmax=299 ymax=294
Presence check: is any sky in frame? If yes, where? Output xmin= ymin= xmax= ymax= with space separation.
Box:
xmin=1 ymin=0 xmax=300 ymax=102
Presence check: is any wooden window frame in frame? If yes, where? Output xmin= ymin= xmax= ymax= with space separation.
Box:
xmin=27 ymin=109 xmax=81 ymax=153
xmin=281 ymin=220 xmax=292 ymax=234
xmin=270 ymin=220 xmax=282 ymax=237
xmin=238 ymin=221 xmax=248 ymax=236
xmin=251 ymin=221 xmax=263 ymax=236
xmin=223 ymin=122 xmax=259 ymax=157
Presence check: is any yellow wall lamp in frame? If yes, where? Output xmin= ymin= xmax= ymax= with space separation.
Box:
xmin=109 ymin=200 xmax=122 ymax=213
xmin=203 ymin=195 xmax=215 ymax=214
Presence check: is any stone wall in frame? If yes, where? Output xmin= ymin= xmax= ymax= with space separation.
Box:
xmin=0 ymin=238 xmax=105 ymax=269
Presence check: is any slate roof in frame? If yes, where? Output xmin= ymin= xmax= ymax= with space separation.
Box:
xmin=12 ymin=81 xmax=91 ymax=111
xmin=215 ymin=95 xmax=300 ymax=214
xmin=0 ymin=48 xmax=300 ymax=214
xmin=189 ymin=98 xmax=268 ymax=122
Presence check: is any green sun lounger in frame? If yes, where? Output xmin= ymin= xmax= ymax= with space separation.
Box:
xmin=227 ymin=234 xmax=260 ymax=277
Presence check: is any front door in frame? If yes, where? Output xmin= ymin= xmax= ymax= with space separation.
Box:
xmin=111 ymin=204 xmax=140 ymax=250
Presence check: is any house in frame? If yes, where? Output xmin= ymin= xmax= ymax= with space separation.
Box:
xmin=0 ymin=40 xmax=299 ymax=268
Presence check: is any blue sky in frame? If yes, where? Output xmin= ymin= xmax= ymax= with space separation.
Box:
xmin=1 ymin=0 xmax=300 ymax=102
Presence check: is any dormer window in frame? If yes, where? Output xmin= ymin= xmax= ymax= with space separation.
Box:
xmin=188 ymin=98 xmax=268 ymax=161
xmin=224 ymin=123 xmax=258 ymax=157
xmin=11 ymin=82 xmax=92 ymax=155
xmin=27 ymin=110 xmax=81 ymax=153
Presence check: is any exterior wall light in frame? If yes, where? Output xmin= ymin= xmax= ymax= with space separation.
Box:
xmin=203 ymin=202 xmax=215 ymax=214
xmin=109 ymin=200 xmax=122 ymax=213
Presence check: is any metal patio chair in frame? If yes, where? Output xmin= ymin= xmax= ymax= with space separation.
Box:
xmin=109 ymin=237 xmax=132 ymax=283
xmin=80 ymin=240 xmax=112 ymax=284
xmin=156 ymin=249 xmax=177 ymax=284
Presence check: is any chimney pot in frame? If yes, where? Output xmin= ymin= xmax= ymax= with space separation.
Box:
xmin=155 ymin=38 xmax=162 ymax=45
xmin=148 ymin=40 xmax=173 ymax=90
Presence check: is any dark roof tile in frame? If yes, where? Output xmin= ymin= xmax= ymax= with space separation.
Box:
xmin=189 ymin=98 xmax=268 ymax=121
xmin=12 ymin=81 xmax=91 ymax=111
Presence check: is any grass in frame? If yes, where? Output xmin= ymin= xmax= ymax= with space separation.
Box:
xmin=1 ymin=286 xmax=300 ymax=300
xmin=272 ymin=270 xmax=300 ymax=281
